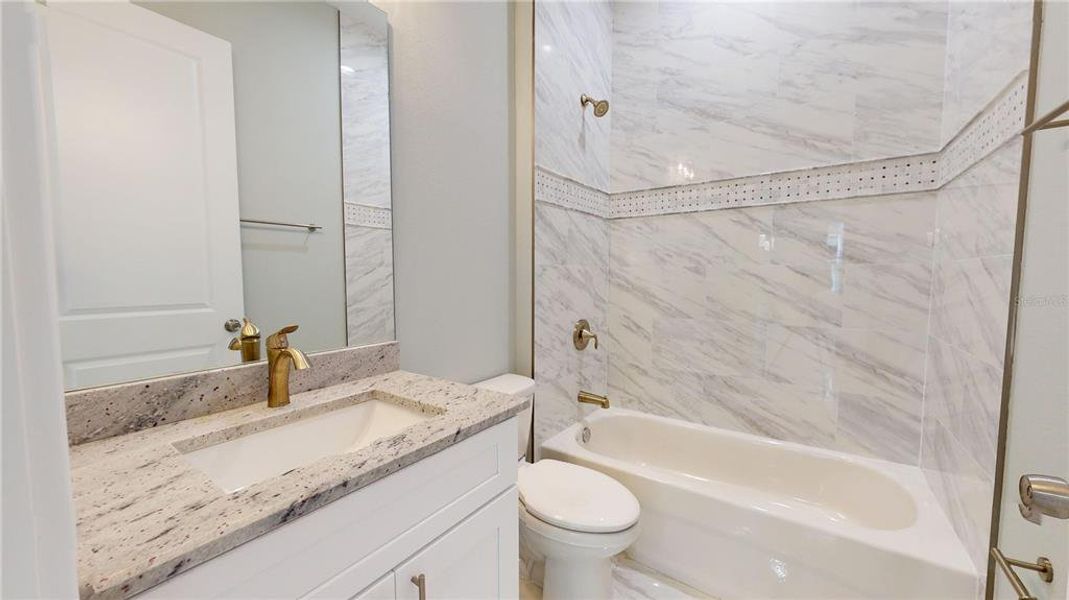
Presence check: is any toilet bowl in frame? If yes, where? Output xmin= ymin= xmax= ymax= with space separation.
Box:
xmin=473 ymin=374 xmax=641 ymax=600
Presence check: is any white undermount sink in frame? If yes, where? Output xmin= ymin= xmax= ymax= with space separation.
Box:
xmin=179 ymin=398 xmax=432 ymax=493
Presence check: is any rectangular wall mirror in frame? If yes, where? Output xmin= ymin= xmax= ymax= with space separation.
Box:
xmin=42 ymin=1 xmax=394 ymax=391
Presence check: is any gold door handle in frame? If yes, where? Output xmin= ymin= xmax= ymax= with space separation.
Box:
xmin=991 ymin=547 xmax=1053 ymax=600
xmin=410 ymin=574 xmax=426 ymax=600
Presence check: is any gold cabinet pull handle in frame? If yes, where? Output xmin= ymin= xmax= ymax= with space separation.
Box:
xmin=410 ymin=574 xmax=426 ymax=600
xmin=991 ymin=547 xmax=1054 ymax=600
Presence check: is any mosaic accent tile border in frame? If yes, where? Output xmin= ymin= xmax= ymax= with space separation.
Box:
xmin=939 ymin=74 xmax=1028 ymax=185
xmin=345 ymin=203 xmax=392 ymax=229
xmin=536 ymin=72 xmax=1028 ymax=220
xmin=535 ymin=168 xmax=610 ymax=217
xmin=609 ymin=153 xmax=941 ymax=218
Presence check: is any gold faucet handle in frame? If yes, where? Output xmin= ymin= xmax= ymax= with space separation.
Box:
xmin=267 ymin=324 xmax=299 ymax=349
xmin=239 ymin=318 xmax=260 ymax=339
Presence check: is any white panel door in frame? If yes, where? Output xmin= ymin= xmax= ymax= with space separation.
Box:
xmin=395 ymin=489 xmax=519 ymax=600
xmin=40 ymin=1 xmax=244 ymax=389
xmin=993 ymin=2 xmax=1068 ymax=599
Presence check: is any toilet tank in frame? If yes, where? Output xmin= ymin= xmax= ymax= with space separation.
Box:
xmin=472 ymin=374 xmax=534 ymax=460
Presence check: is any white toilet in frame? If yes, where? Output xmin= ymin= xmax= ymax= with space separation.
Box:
xmin=474 ymin=374 xmax=640 ymax=600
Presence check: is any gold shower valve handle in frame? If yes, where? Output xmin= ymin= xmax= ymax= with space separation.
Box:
xmin=573 ymin=319 xmax=599 ymax=350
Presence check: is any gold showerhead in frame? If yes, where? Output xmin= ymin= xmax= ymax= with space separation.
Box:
xmin=580 ymin=94 xmax=610 ymax=117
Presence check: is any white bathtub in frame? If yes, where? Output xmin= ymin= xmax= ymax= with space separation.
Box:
xmin=541 ymin=408 xmax=978 ymax=600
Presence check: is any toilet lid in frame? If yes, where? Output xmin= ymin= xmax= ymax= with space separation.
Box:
xmin=518 ymin=460 xmax=640 ymax=533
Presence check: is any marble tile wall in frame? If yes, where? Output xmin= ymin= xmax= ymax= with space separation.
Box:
xmin=535 ymin=0 xmax=612 ymax=191
xmin=341 ymin=12 xmax=391 ymax=211
xmin=922 ymin=139 xmax=1021 ymax=573
xmin=941 ymin=0 xmax=1033 ymax=145
xmin=533 ymin=0 xmax=613 ymax=449
xmin=345 ymin=223 xmax=394 ymax=347
xmin=534 ymin=2 xmax=1029 ymax=575
xmin=611 ymin=1 xmax=949 ymax=192
xmin=534 ymin=200 xmax=610 ymax=453
xmin=607 ymin=193 xmax=937 ymax=465
xmin=341 ymin=12 xmax=395 ymax=347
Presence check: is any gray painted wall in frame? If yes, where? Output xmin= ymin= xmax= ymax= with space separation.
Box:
xmin=376 ymin=1 xmax=515 ymax=383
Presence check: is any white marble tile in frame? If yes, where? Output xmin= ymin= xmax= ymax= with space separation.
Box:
xmin=921 ymin=416 xmax=995 ymax=572
xmin=536 ymin=0 xmax=612 ymax=191
xmin=842 ymin=261 xmax=932 ymax=331
xmin=941 ymin=0 xmax=1033 ymax=145
xmin=340 ymin=12 xmax=391 ymax=210
xmin=344 ymin=224 xmax=394 ymax=347
xmin=607 ymin=194 xmax=934 ymax=465
xmin=930 ymin=255 xmax=1014 ymax=368
xmin=652 ymin=317 xmax=765 ymax=378
xmin=936 ymin=141 xmax=1021 ymax=262
xmin=534 ymin=201 xmax=609 ymax=450
xmin=936 ymin=183 xmax=1018 ymax=261
xmin=924 ymin=337 xmax=1003 ymax=474
xmin=706 ymin=262 xmax=844 ymax=328
xmin=703 ymin=375 xmax=839 ymax=449
xmin=770 ymin=193 xmax=936 ymax=267
xmin=611 ymin=1 xmax=949 ymax=192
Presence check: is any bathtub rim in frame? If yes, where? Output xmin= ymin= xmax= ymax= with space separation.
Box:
xmin=541 ymin=407 xmax=978 ymax=582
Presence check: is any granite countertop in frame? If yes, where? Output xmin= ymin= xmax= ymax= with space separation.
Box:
xmin=69 ymin=370 xmax=528 ymax=600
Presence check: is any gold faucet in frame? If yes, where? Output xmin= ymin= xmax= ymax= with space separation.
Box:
xmin=266 ymin=325 xmax=311 ymax=408
xmin=228 ymin=318 xmax=262 ymax=362
xmin=578 ymin=390 xmax=609 ymax=409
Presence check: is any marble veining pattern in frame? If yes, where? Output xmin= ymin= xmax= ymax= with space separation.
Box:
xmin=535 ymin=0 xmax=612 ymax=191
xmin=340 ymin=12 xmax=391 ymax=211
xmin=611 ymin=1 xmax=949 ymax=192
xmin=65 ymin=342 xmax=399 ymax=446
xmin=607 ymin=193 xmax=935 ymax=465
xmin=530 ymin=70 xmax=1027 ymax=221
xmin=922 ymin=138 xmax=1020 ymax=573
xmin=345 ymin=224 xmax=395 ymax=346
xmin=532 ymin=2 xmax=1031 ymax=582
xmin=70 ymin=371 xmax=528 ymax=600
xmin=529 ymin=68 xmax=1026 ymax=221
xmin=941 ymin=0 xmax=1033 ymax=145
xmin=534 ymin=201 xmax=610 ymax=450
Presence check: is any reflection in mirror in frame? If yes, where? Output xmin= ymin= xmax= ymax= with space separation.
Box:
xmin=340 ymin=3 xmax=394 ymax=349
xmin=42 ymin=1 xmax=393 ymax=391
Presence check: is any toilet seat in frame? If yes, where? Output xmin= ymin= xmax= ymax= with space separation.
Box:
xmin=518 ymin=459 xmax=640 ymax=533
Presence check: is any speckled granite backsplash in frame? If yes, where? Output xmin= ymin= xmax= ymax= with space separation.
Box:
xmin=65 ymin=342 xmax=399 ymax=445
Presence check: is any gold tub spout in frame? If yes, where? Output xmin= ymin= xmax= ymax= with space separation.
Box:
xmin=578 ymin=390 xmax=609 ymax=409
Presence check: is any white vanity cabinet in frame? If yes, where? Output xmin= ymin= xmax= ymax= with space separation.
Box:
xmin=141 ymin=418 xmax=519 ymax=600
xmin=348 ymin=489 xmax=518 ymax=600
xmin=392 ymin=489 xmax=518 ymax=600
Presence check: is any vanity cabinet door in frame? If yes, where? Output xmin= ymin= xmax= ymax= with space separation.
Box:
xmin=395 ymin=488 xmax=518 ymax=600
xmin=350 ymin=573 xmax=395 ymax=600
